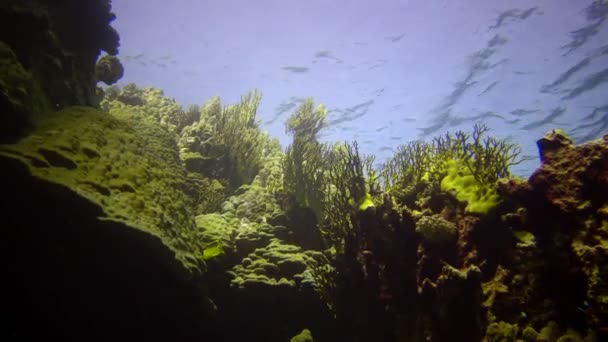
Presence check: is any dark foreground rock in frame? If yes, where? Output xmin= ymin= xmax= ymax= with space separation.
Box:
xmin=0 ymin=106 xmax=212 ymax=341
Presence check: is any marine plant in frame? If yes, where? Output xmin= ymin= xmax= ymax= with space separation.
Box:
xmin=381 ymin=140 xmax=435 ymax=191
xmin=283 ymin=97 xmax=377 ymax=252
xmin=199 ymin=90 xmax=267 ymax=187
xmin=283 ymin=98 xmax=330 ymax=221
xmin=433 ymin=123 xmax=522 ymax=186
xmin=322 ymin=141 xmax=375 ymax=253
xmin=440 ymin=158 xmax=501 ymax=214
xmin=177 ymin=90 xmax=270 ymax=189
xmin=381 ymin=123 xmax=521 ymax=213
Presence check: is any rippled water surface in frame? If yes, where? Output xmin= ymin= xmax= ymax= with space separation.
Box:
xmin=112 ymin=0 xmax=608 ymax=176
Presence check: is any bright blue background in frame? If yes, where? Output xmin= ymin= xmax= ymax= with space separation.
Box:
xmin=110 ymin=0 xmax=608 ymax=176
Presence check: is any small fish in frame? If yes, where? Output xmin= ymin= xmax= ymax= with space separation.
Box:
xmin=282 ymin=66 xmax=309 ymax=73
xmin=385 ymin=33 xmax=405 ymax=42
xmin=510 ymin=108 xmax=539 ymax=117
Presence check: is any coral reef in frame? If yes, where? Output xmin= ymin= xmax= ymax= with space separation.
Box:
xmin=496 ymin=132 xmax=608 ymax=337
xmin=195 ymin=180 xmax=336 ymax=340
xmin=2 ymin=5 xmax=606 ymax=337
xmin=0 ymin=106 xmax=212 ymax=340
xmin=0 ymin=106 xmax=204 ymax=273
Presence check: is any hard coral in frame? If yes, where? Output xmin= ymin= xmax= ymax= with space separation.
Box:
xmin=95 ymin=54 xmax=123 ymax=85
xmin=498 ymin=130 xmax=608 ymax=338
xmin=416 ymin=214 xmax=457 ymax=245
xmin=530 ymin=132 xmax=608 ymax=214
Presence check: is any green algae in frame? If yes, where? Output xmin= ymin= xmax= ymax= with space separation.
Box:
xmin=0 ymin=106 xmax=203 ymax=274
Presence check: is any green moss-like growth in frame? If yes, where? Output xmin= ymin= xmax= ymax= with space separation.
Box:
xmin=201 ymin=240 xmax=223 ymax=260
xmin=195 ymin=177 xmax=290 ymax=260
xmin=0 ymin=41 xmax=48 ymax=140
xmin=433 ymin=123 xmax=521 ymax=186
xmin=101 ymin=84 xmax=191 ymax=133
xmin=229 ymin=238 xmax=324 ymax=289
xmin=522 ymin=326 xmax=539 ymax=341
xmin=485 ymin=321 xmax=518 ymax=342
xmin=0 ymin=106 xmax=203 ymax=274
xmin=102 ymin=86 xmax=273 ymax=193
xmin=195 ymin=213 xmax=234 ymax=245
xmin=290 ymin=329 xmax=314 ymax=342
xmin=441 ymin=158 xmax=501 ymax=214
xmin=481 ymin=265 xmax=510 ymax=308
xmin=415 ymin=214 xmax=457 ymax=245
xmin=381 ymin=123 xmax=521 ymax=214
xmin=512 ymin=230 xmax=536 ymax=247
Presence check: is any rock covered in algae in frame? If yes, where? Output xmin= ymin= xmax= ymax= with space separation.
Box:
xmin=530 ymin=132 xmax=608 ymax=215
xmin=229 ymin=238 xmax=323 ymax=289
xmin=290 ymin=328 xmax=314 ymax=342
xmin=496 ymin=131 xmax=608 ymax=337
xmin=0 ymin=0 xmax=120 ymax=129
xmin=416 ymin=214 xmax=458 ymax=245
xmin=0 ymin=106 xmax=203 ymax=275
xmin=0 ymin=105 xmax=216 ymax=340
xmin=95 ymin=54 xmax=124 ymax=85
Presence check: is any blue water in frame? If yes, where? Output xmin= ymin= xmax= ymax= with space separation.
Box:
xmin=110 ymin=0 xmax=608 ymax=177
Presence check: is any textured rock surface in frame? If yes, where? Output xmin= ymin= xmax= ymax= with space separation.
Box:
xmin=194 ymin=163 xmax=335 ymax=340
xmin=0 ymin=106 xmax=211 ymax=340
xmin=495 ymin=132 xmax=608 ymax=338
xmin=0 ymin=106 xmax=203 ymax=272
xmin=0 ymin=0 xmax=121 ymax=141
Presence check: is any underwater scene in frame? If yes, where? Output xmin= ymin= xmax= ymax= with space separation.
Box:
xmin=1 ymin=0 xmax=608 ymax=341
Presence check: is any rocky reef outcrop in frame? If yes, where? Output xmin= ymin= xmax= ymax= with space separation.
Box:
xmin=0 ymin=106 xmax=212 ymax=341
xmin=495 ymin=131 xmax=608 ymax=338
xmin=0 ymin=0 xmax=122 ymax=142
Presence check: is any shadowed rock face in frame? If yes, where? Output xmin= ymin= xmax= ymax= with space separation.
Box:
xmin=497 ymin=132 xmax=608 ymax=338
xmin=0 ymin=0 xmax=121 ymax=142
xmin=1 ymin=156 xmax=209 ymax=342
xmin=0 ymin=106 xmax=214 ymax=341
